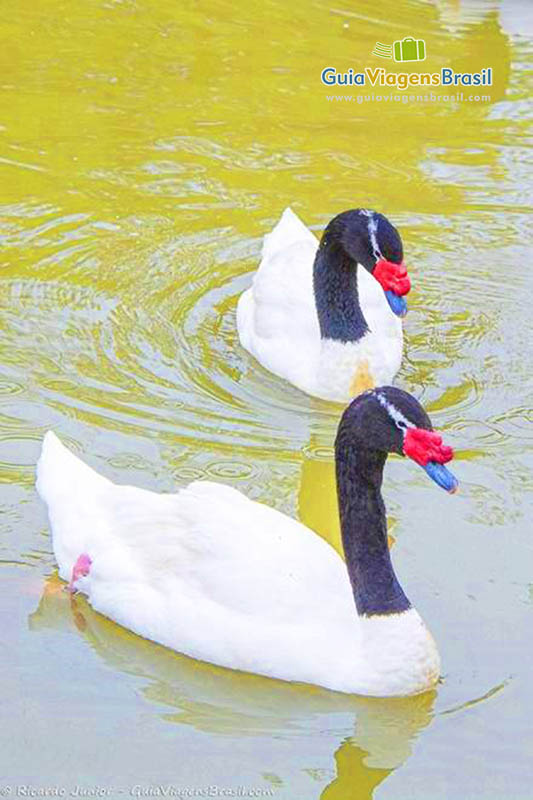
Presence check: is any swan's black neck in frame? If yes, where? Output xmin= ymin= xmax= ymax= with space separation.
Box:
xmin=335 ymin=434 xmax=411 ymax=617
xmin=313 ymin=233 xmax=369 ymax=343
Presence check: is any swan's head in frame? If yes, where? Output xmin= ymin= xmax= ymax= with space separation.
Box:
xmin=337 ymin=386 xmax=458 ymax=493
xmin=328 ymin=209 xmax=411 ymax=318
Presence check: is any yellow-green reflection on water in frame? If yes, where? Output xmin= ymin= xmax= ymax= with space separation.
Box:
xmin=1 ymin=0 xmax=533 ymax=798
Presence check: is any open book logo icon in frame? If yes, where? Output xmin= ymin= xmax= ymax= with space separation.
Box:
xmin=373 ymin=38 xmax=426 ymax=62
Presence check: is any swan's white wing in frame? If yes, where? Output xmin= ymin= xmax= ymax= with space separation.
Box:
xmin=37 ymin=433 xmax=358 ymax=687
xmin=237 ymin=209 xmax=321 ymax=394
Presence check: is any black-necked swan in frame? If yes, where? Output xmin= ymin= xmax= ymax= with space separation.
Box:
xmin=36 ymin=386 xmax=457 ymax=697
xmin=237 ymin=208 xmax=412 ymax=402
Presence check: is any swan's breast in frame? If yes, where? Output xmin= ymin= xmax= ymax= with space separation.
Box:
xmin=349 ymin=358 xmax=375 ymax=396
xmin=313 ymin=334 xmax=400 ymax=403
xmin=353 ymin=609 xmax=441 ymax=696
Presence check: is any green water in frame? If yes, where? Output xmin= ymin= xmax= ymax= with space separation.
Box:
xmin=2 ymin=0 xmax=532 ymax=797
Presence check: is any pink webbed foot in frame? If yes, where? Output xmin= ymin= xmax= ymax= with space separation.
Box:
xmin=67 ymin=553 xmax=92 ymax=594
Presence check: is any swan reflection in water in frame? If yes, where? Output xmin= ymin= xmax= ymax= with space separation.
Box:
xmin=30 ymin=575 xmax=436 ymax=800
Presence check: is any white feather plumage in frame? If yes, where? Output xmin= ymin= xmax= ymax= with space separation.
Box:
xmin=36 ymin=431 xmax=440 ymax=697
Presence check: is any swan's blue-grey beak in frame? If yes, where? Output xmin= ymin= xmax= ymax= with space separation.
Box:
xmin=424 ymin=461 xmax=459 ymax=494
xmin=385 ymin=290 xmax=408 ymax=318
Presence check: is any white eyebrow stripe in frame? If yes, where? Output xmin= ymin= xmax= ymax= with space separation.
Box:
xmin=359 ymin=209 xmax=383 ymax=261
xmin=375 ymin=391 xmax=415 ymax=430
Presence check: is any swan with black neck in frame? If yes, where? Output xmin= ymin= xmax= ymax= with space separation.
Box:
xmin=237 ymin=208 xmax=412 ymax=402
xmin=36 ymin=387 xmax=457 ymax=697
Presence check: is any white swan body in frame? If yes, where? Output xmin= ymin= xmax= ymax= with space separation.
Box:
xmin=36 ymin=427 xmax=441 ymax=697
xmin=237 ymin=209 xmax=404 ymax=402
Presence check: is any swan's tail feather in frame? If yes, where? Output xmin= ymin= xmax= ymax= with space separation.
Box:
xmin=36 ymin=431 xmax=110 ymax=511
xmin=261 ymin=207 xmax=316 ymax=261
xmin=36 ymin=431 xmax=111 ymax=582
